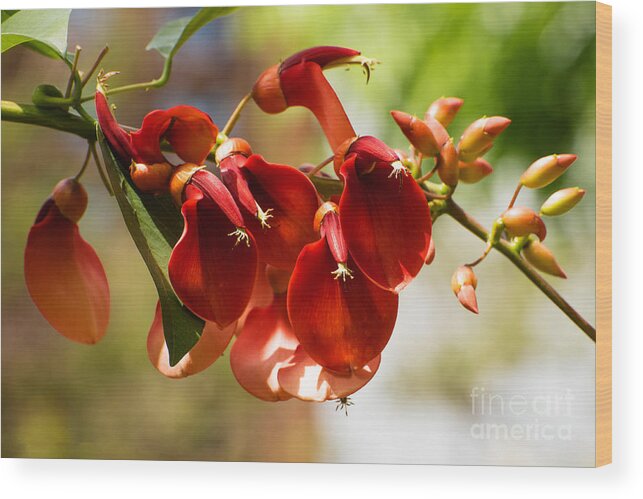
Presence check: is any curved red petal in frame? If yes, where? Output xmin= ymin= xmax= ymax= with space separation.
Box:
xmin=235 ymin=263 xmax=275 ymax=336
xmin=95 ymin=91 xmax=134 ymax=165
xmin=230 ymin=294 xmax=297 ymax=402
xmin=339 ymin=157 xmax=432 ymax=292
xmin=280 ymin=46 xmax=361 ymax=71
xmin=280 ymin=61 xmax=356 ymax=152
xmin=190 ymin=170 xmax=245 ymax=227
xmin=24 ymin=200 xmax=110 ymax=344
xmin=239 ymin=155 xmax=319 ymax=269
xmin=147 ymin=301 xmax=235 ymax=379
xmin=130 ymin=106 xmax=218 ymax=165
xmin=168 ymin=189 xmax=257 ymax=327
xmin=278 ymin=345 xmax=381 ymax=402
xmin=130 ymin=109 xmax=170 ymax=164
xmin=163 ymin=106 xmax=218 ymax=165
xmin=287 ymin=238 xmax=398 ymax=373
xmin=219 ymin=156 xmax=258 ymax=216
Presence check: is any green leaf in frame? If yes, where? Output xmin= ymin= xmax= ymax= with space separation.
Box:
xmin=146 ymin=6 xmax=237 ymax=60
xmin=1 ymin=9 xmax=71 ymax=59
xmin=97 ymin=127 xmax=205 ymax=366
xmin=2 ymin=10 xmax=19 ymax=22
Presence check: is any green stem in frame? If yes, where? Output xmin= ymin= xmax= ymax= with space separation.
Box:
xmin=79 ymin=58 xmax=172 ymax=104
xmin=444 ymin=198 xmax=596 ymax=341
xmin=221 ymin=92 xmax=252 ymax=137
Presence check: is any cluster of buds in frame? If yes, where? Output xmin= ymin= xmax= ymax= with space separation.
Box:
xmin=391 ymin=97 xmax=510 ymax=191
xmin=448 ymin=153 xmax=585 ymax=313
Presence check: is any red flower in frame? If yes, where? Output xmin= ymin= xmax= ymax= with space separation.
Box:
xmin=217 ymin=138 xmax=320 ymax=269
xmin=147 ymin=301 xmax=235 ymax=378
xmin=335 ymin=136 xmax=432 ymax=292
xmin=252 ymin=46 xmax=369 ymax=151
xmin=168 ymin=165 xmax=258 ymax=328
xmin=287 ymin=202 xmax=398 ymax=373
xmin=24 ymin=178 xmax=110 ymax=344
xmin=130 ymin=106 xmax=218 ymax=165
xmin=231 ymin=273 xmax=380 ymax=402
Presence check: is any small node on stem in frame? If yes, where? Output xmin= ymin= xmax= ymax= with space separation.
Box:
xmin=331 ymin=262 xmax=354 ymax=282
xmin=228 ymin=227 xmax=251 ymax=247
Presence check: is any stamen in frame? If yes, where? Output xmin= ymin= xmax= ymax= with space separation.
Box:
xmin=335 ymin=396 xmax=354 ymax=416
xmin=388 ymin=160 xmax=409 ymax=180
xmin=228 ymin=227 xmax=251 ymax=247
xmin=256 ymin=203 xmax=274 ymax=229
xmin=324 ymin=56 xmax=380 ymax=84
xmin=331 ymin=262 xmax=354 ymax=282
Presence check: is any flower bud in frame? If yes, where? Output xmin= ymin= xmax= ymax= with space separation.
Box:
xmin=51 ymin=178 xmax=88 ymax=223
xmin=215 ymin=137 xmax=253 ymax=164
xmin=522 ymin=236 xmax=567 ymax=278
xmin=457 ymin=116 xmax=511 ymax=162
xmin=169 ymin=163 xmax=205 ymax=206
xmin=458 ymin=158 xmax=493 ymax=184
xmin=425 ymin=237 xmax=436 ymax=265
xmin=425 ymin=97 xmax=464 ymax=127
xmin=451 ymin=265 xmax=478 ymax=314
xmin=390 ymin=110 xmax=441 ymax=157
xmin=520 ymin=154 xmax=577 ymax=189
xmin=436 ymin=138 xmax=459 ymax=187
xmin=501 ymin=206 xmax=547 ymax=240
xmin=32 ymin=84 xmax=68 ymax=111
xmin=540 ymin=187 xmax=586 ymax=216
xmin=129 ymin=162 xmax=173 ymax=194
xmin=251 ymin=64 xmax=287 ymax=114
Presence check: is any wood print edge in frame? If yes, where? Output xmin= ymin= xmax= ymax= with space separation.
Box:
xmin=595 ymin=0 xmax=612 ymax=468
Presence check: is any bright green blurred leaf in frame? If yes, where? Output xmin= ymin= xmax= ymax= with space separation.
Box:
xmin=146 ymin=7 xmax=237 ymax=59
xmin=2 ymin=10 xmax=19 ymax=22
xmin=97 ymin=127 xmax=204 ymax=366
xmin=1 ymin=9 xmax=71 ymax=59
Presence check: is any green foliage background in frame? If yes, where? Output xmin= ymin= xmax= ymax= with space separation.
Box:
xmin=2 ymin=3 xmax=597 ymax=464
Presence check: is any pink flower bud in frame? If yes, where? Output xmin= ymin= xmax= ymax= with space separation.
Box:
xmin=520 ymin=154 xmax=577 ymax=189
xmin=390 ymin=110 xmax=441 ymax=157
xmin=451 ymin=265 xmax=478 ymax=314
xmin=458 ymin=158 xmax=493 ymax=184
xmin=425 ymin=97 xmax=464 ymax=127
xmin=521 ymin=236 xmax=567 ymax=278
xmin=436 ymin=139 xmax=459 ymax=187
xmin=457 ymin=116 xmax=511 ymax=162
xmin=502 ymin=206 xmax=547 ymax=241
xmin=540 ymin=187 xmax=586 ymax=216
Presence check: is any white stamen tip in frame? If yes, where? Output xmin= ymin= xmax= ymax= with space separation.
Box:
xmin=389 ymin=160 xmax=409 ymax=179
xmin=331 ymin=262 xmax=354 ymax=282
xmin=256 ymin=204 xmax=274 ymax=229
xmin=228 ymin=227 xmax=251 ymax=247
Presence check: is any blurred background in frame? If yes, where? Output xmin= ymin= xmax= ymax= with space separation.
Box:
xmin=2 ymin=2 xmax=596 ymax=465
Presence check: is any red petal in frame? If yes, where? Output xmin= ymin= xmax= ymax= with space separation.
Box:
xmin=219 ymin=156 xmax=257 ymax=216
xmin=24 ymin=199 xmax=110 ymax=344
xmin=287 ymin=238 xmax=398 ymax=373
xmin=168 ymin=188 xmax=257 ymax=327
xmin=339 ymin=156 xmax=432 ymax=292
xmin=130 ymin=106 xmax=218 ymax=165
xmin=280 ymin=61 xmax=356 ymax=152
xmin=95 ymin=90 xmax=134 ymax=165
xmin=235 ymin=263 xmax=275 ymax=336
xmin=280 ymin=46 xmax=361 ymax=71
xmin=239 ymin=155 xmax=319 ymax=269
xmin=190 ymin=170 xmax=245 ymax=227
xmin=230 ymin=294 xmax=297 ymax=401
xmin=147 ymin=301 xmax=235 ymax=378
xmin=278 ymin=345 xmax=380 ymax=402
xmin=164 ymin=106 xmax=218 ymax=165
